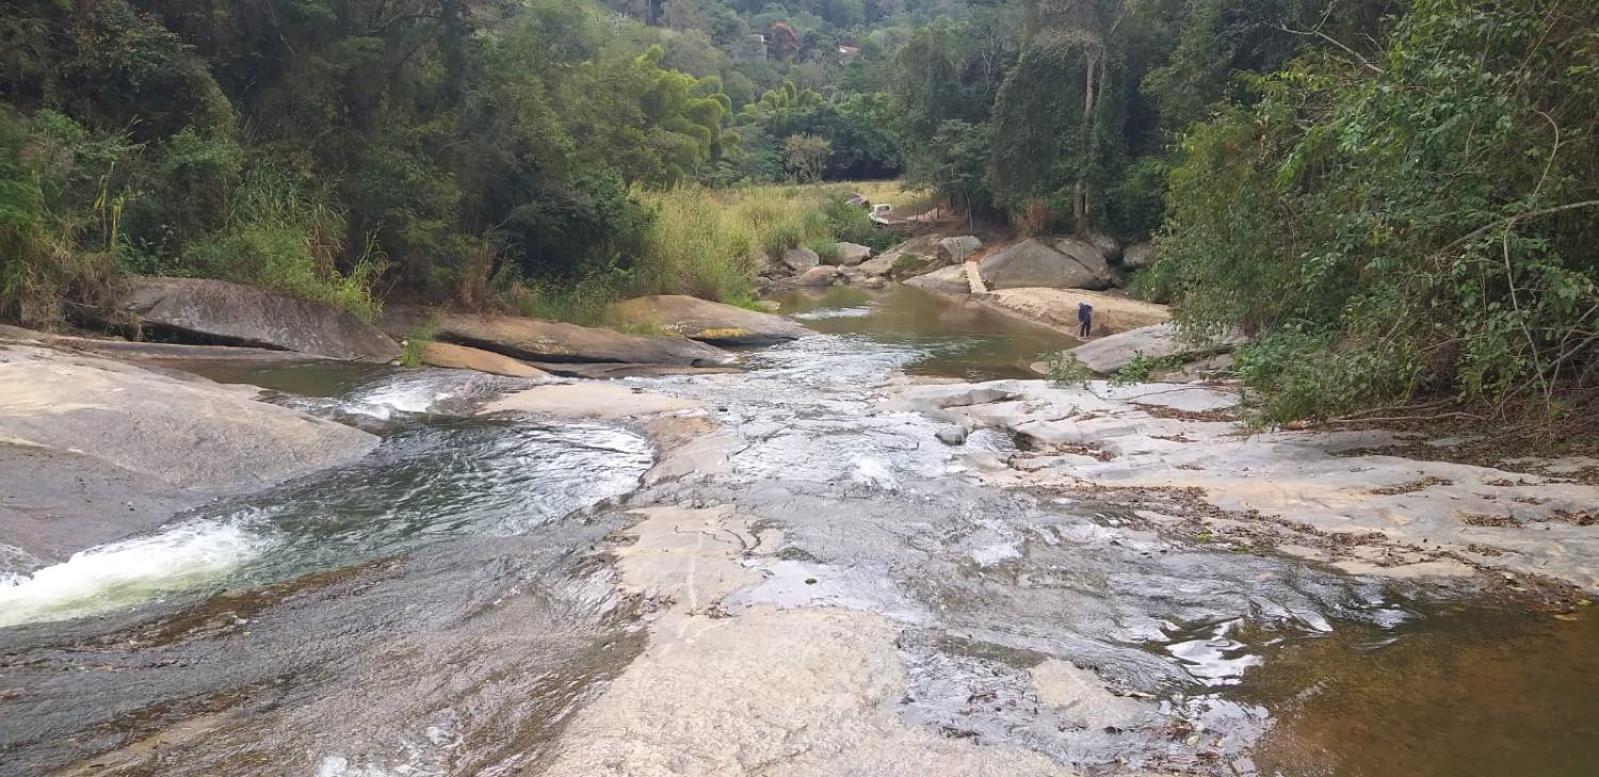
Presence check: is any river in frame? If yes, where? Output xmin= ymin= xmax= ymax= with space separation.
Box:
xmin=2 ymin=285 xmax=1596 ymax=776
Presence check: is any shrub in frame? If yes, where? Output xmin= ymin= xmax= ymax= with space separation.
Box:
xmin=809 ymin=239 xmax=843 ymax=266
xmin=1157 ymin=0 xmax=1599 ymax=422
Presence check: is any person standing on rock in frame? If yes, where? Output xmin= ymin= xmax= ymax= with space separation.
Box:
xmin=1076 ymin=302 xmax=1093 ymax=338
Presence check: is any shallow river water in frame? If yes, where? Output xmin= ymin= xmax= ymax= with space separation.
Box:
xmin=1 ymin=286 xmax=1596 ymax=776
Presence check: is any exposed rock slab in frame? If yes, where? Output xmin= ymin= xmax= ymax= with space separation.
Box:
xmin=904 ymin=265 xmax=972 ymax=295
xmin=797 ymin=265 xmax=848 ymax=287
xmin=543 ymin=505 xmax=1078 ymax=776
xmin=979 ymin=239 xmax=1115 ymax=291
xmin=609 ymin=295 xmax=810 ymax=346
xmin=0 ymin=443 xmax=211 ymax=574
xmin=481 ymin=382 xmax=704 ymax=419
xmin=896 ymin=379 xmax=1599 ymax=590
xmin=419 ymin=341 xmax=550 ymax=379
xmin=399 ymin=311 xmax=735 ymax=367
xmin=1065 ymin=322 xmax=1244 ymax=373
xmin=858 ymin=235 xmax=944 ymax=278
xmin=979 ymin=288 xmax=1171 ymax=336
xmin=120 ymin=277 xmax=400 ymax=361
xmin=780 ymin=247 xmax=821 ymax=273
xmin=836 ymin=242 xmax=873 ymax=266
xmin=0 ymin=343 xmax=377 ymax=565
xmin=938 ymin=235 xmax=983 ymax=263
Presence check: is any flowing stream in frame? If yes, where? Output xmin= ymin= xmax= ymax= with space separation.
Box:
xmin=2 ymin=285 xmax=1597 ymax=776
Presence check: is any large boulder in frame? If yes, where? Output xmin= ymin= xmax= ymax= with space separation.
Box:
xmin=608 ymin=295 xmax=810 ymax=346
xmin=0 ymin=344 xmax=378 ymax=568
xmin=796 ymin=265 xmax=848 ymax=287
xmin=121 ymin=277 xmax=400 ymax=361
xmin=977 ymin=288 xmax=1171 ymax=336
xmin=1086 ymin=233 xmax=1122 ymax=263
xmin=835 ymin=242 xmax=873 ymax=267
xmin=420 ymin=341 xmax=551 ymax=379
xmin=858 ymin=235 xmax=943 ymax=278
xmin=937 ymin=236 xmax=983 ymax=263
xmin=1063 ymin=322 xmax=1247 ymax=374
xmin=778 ymin=247 xmax=821 ymax=274
xmin=402 ymin=311 xmax=736 ymax=367
xmin=978 ymin=238 xmax=1115 ymax=291
xmin=904 ymin=265 xmax=973 ymax=295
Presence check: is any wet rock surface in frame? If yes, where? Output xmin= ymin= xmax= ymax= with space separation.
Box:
xmin=3 ymin=293 xmax=1598 ymax=777
xmin=898 ymin=379 xmax=1599 ymax=590
xmin=0 ymin=343 xmax=378 ymax=570
xmin=388 ymin=309 xmax=736 ymax=367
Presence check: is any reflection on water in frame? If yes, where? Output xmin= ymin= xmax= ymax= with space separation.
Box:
xmin=1239 ymin=605 xmax=1599 ymax=777
xmin=773 ymin=284 xmax=1076 ymax=380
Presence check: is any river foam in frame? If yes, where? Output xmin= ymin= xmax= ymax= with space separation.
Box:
xmin=0 ymin=519 xmax=264 ymax=627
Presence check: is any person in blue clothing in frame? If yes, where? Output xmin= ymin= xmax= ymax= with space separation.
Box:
xmin=1076 ymin=302 xmax=1093 ymax=337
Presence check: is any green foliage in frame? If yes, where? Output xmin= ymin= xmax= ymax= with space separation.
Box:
xmin=1158 ymin=0 xmax=1599 ymax=421
xmin=1108 ymin=353 xmax=1184 ymax=385
xmin=507 ymin=272 xmax=631 ymax=327
xmin=634 ymin=186 xmax=760 ymax=305
xmin=809 ymin=239 xmax=843 ymax=266
xmin=399 ymin=320 xmax=439 ymax=368
xmin=0 ymin=109 xmax=125 ymax=328
xmin=782 ymin=134 xmax=832 ymax=183
xmin=1042 ymin=350 xmax=1095 ymax=386
xmin=819 ymin=193 xmax=892 ymax=250
xmin=905 ymin=119 xmax=992 ymax=221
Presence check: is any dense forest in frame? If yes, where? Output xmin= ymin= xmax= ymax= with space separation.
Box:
xmin=1 ymin=0 xmax=1595 ymax=420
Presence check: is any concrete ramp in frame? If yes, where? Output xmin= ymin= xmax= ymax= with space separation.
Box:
xmin=965 ymin=261 xmax=988 ymax=294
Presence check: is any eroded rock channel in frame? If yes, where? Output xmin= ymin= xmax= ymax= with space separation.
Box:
xmin=3 ymin=289 xmax=1598 ymax=776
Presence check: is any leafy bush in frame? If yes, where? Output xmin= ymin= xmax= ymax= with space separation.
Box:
xmin=809 ymin=239 xmax=843 ymax=266
xmin=1109 ymin=353 xmax=1185 ymax=386
xmin=1042 ymin=351 xmax=1095 ymax=386
xmin=0 ymin=109 xmax=124 ymax=328
xmin=1157 ymin=0 xmax=1599 ymax=422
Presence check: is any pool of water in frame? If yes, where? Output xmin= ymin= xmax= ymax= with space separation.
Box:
xmin=1239 ymin=602 xmax=1599 ymax=777
xmin=773 ymin=284 xmax=1076 ymax=380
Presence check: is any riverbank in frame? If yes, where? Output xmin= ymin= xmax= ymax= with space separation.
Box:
xmin=4 ymin=287 xmax=1599 ymax=776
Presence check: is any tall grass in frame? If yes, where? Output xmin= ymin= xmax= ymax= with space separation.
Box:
xmin=629 ymin=181 xmax=932 ymax=309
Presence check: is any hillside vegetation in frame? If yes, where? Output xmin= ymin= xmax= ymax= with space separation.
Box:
xmin=1 ymin=0 xmax=1595 ymax=420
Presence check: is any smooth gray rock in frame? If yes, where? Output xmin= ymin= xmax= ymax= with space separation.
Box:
xmin=780 ymin=247 xmax=821 ymax=274
xmin=121 ymin=277 xmax=401 ymax=361
xmin=937 ymin=236 xmax=983 ymax=263
xmin=609 ymin=295 xmax=810 ymax=346
xmin=393 ymin=310 xmax=736 ymax=366
xmin=1065 ymin=322 xmax=1246 ymax=374
xmin=935 ymin=426 xmax=969 ymax=446
xmin=858 ymin=235 xmax=942 ymax=278
xmin=0 ymin=344 xmax=378 ymax=567
xmin=979 ymin=239 xmax=1114 ymax=291
xmin=904 ymin=265 xmax=972 ymax=294
xmin=1086 ymin=232 xmax=1122 ymax=263
xmin=835 ymin=242 xmax=873 ymax=267
xmin=796 ymin=265 xmax=848 ymax=287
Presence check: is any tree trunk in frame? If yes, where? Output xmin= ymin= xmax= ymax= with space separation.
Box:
xmin=1075 ymin=51 xmax=1097 ymax=234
